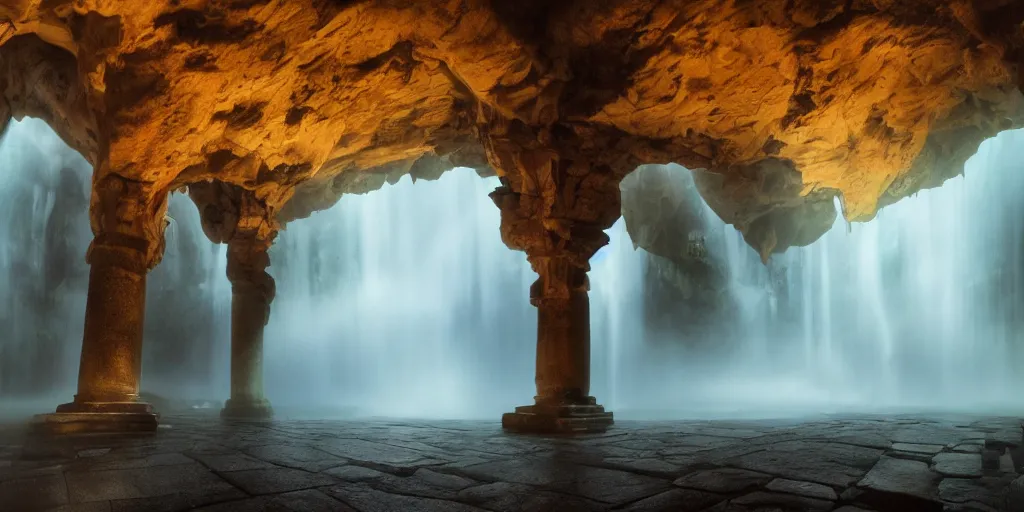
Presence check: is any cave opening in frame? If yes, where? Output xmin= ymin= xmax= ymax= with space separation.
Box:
xmin=610 ymin=128 xmax=1024 ymax=418
xmin=2 ymin=117 xmax=1024 ymax=422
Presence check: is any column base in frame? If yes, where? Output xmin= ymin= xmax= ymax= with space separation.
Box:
xmin=33 ymin=401 xmax=158 ymax=435
xmin=221 ymin=398 xmax=273 ymax=420
xmin=502 ymin=399 xmax=614 ymax=434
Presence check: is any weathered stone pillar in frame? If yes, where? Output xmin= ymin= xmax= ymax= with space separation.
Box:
xmin=221 ymin=234 xmax=275 ymax=419
xmin=477 ymin=104 xmax=629 ymax=432
xmin=496 ymin=212 xmax=615 ymax=433
xmin=487 ymin=159 xmax=620 ymax=433
xmin=35 ymin=175 xmax=168 ymax=434
xmin=187 ymin=182 xmax=279 ymax=420
xmin=530 ymin=257 xmax=591 ymax=404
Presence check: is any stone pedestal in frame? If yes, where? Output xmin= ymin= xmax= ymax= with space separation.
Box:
xmin=221 ymin=397 xmax=273 ymax=420
xmin=35 ymin=234 xmax=159 ymax=434
xmin=502 ymin=398 xmax=614 ymax=434
xmin=221 ymin=239 xmax=275 ymax=420
xmin=502 ymin=257 xmax=614 ymax=434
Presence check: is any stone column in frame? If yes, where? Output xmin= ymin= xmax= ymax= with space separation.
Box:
xmin=530 ymin=257 xmax=592 ymax=405
xmin=480 ymin=111 xmax=625 ymax=433
xmin=491 ymin=183 xmax=617 ymax=434
xmin=501 ymin=252 xmax=615 ymax=433
xmin=187 ymin=182 xmax=279 ymax=420
xmin=221 ymin=235 xmax=275 ymax=419
xmin=35 ymin=175 xmax=168 ymax=434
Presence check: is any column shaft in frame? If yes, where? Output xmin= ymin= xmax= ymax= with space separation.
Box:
xmin=503 ymin=256 xmax=612 ymax=433
xmin=228 ymin=282 xmax=270 ymax=404
xmin=42 ymin=234 xmax=160 ymax=433
xmin=222 ymin=238 xmax=275 ymax=419
xmin=71 ymin=242 xmax=148 ymax=406
xmin=535 ymin=293 xmax=590 ymax=402
xmin=35 ymin=175 xmax=167 ymax=434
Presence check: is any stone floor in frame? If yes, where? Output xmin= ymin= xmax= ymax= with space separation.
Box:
xmin=1 ymin=412 xmax=1024 ymax=511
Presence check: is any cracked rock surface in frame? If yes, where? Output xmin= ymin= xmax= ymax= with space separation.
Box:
xmin=2 ymin=1 xmax=1024 ymax=256
xmin=1 ymin=413 xmax=1023 ymax=511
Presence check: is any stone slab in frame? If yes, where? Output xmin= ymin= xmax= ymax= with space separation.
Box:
xmin=65 ymin=463 xmax=243 ymax=505
xmin=673 ymin=467 xmax=772 ymax=493
xmin=2 ymin=413 xmax=1023 ymax=512
xmin=327 ymin=482 xmax=485 ymax=512
xmin=457 ymin=481 xmax=605 ymax=512
xmin=940 ymin=476 xmax=1017 ymax=510
xmin=730 ymin=490 xmax=833 ymax=511
xmin=187 ymin=452 xmax=278 ymax=472
xmin=764 ymin=477 xmax=838 ymax=500
xmin=244 ymin=444 xmax=346 ymax=472
xmin=855 ymin=456 xmax=943 ymax=511
xmin=0 ymin=473 xmax=68 ymax=510
xmin=324 ymin=465 xmax=388 ymax=482
xmin=459 ymin=457 xmax=671 ymax=505
xmin=726 ymin=441 xmax=882 ymax=487
xmin=857 ymin=456 xmax=940 ymax=499
xmin=622 ymin=488 xmax=724 ymax=511
xmin=933 ymin=452 xmax=983 ymax=478
xmin=49 ymin=504 xmax=114 ymax=512
xmin=218 ymin=467 xmax=337 ymax=495
xmin=892 ymin=442 xmax=946 ymax=454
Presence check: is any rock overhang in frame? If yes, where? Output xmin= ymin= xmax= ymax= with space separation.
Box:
xmin=0 ymin=0 xmax=1021 ymax=257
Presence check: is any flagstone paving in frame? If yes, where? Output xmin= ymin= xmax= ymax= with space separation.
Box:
xmin=1 ymin=412 xmax=1023 ymax=511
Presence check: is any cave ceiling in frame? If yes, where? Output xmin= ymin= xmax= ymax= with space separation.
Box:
xmin=1 ymin=0 xmax=1022 ymax=259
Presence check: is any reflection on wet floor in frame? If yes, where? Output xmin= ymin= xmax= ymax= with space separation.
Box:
xmin=1 ymin=412 xmax=1023 ymax=511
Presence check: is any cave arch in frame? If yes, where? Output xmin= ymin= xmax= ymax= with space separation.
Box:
xmin=4 ymin=0 xmax=1024 ymax=433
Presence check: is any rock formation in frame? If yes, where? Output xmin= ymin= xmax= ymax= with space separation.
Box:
xmin=621 ymin=164 xmax=736 ymax=341
xmin=2 ymin=1 xmax=1022 ymax=256
xmin=6 ymin=0 xmax=1024 ymax=433
xmin=190 ymin=180 xmax=278 ymax=419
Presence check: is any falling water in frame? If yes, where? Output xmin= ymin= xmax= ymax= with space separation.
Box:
xmin=778 ymin=130 xmax=1024 ymax=411
xmin=142 ymin=201 xmax=229 ymax=400
xmin=605 ymin=129 xmax=1024 ymax=416
xmin=0 ymin=118 xmax=91 ymax=403
xmin=590 ymin=219 xmax=647 ymax=410
xmin=4 ymin=117 xmax=1024 ymax=420
xmin=264 ymin=170 xmax=537 ymax=418
xmin=0 ymin=118 xmax=227 ymax=407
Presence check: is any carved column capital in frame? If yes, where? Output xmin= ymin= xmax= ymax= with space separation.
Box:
xmin=189 ymin=180 xmax=279 ymax=303
xmin=190 ymin=180 xmax=279 ymax=245
xmin=226 ymin=235 xmax=276 ymax=307
xmin=89 ymin=174 xmax=169 ymax=272
xmin=481 ymin=118 xmax=622 ymax=275
xmin=529 ymin=256 xmax=590 ymax=307
xmin=222 ymin=189 xmax=279 ymax=319
xmin=490 ymin=179 xmax=614 ymax=268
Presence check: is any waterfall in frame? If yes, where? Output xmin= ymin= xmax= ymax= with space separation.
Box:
xmin=141 ymin=193 xmax=229 ymax=400
xmin=0 ymin=118 xmax=227 ymax=405
xmin=263 ymin=170 xmax=537 ymax=418
xmin=609 ymin=129 xmax=1024 ymax=416
xmin=0 ymin=118 xmax=91 ymax=402
xmin=777 ymin=130 xmax=1024 ymax=411
xmin=4 ymin=116 xmax=1024 ymax=420
xmin=590 ymin=219 xmax=647 ymax=411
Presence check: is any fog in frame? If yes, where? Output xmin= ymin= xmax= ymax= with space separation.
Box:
xmin=602 ymin=131 xmax=1024 ymax=418
xmin=2 ymin=117 xmax=1024 ymax=420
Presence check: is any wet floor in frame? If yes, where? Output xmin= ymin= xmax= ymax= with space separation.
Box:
xmin=1 ymin=412 xmax=1022 ymax=511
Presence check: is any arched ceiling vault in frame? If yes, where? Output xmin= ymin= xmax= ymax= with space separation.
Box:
xmin=1 ymin=0 xmax=1022 ymax=258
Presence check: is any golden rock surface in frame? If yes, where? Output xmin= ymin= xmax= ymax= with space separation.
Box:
xmin=2 ymin=1 xmax=1022 ymax=256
